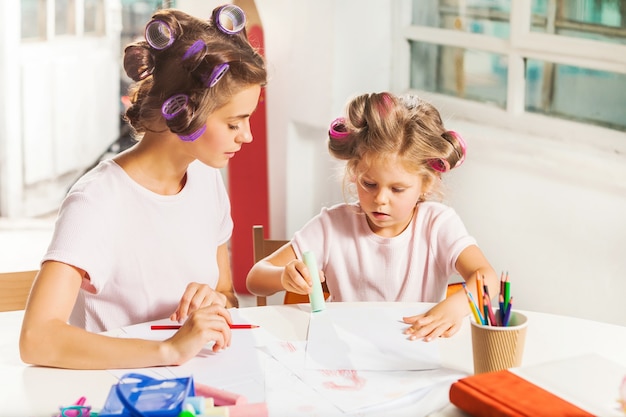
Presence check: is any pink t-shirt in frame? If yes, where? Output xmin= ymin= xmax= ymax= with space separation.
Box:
xmin=291 ymin=202 xmax=476 ymax=302
xmin=43 ymin=159 xmax=233 ymax=332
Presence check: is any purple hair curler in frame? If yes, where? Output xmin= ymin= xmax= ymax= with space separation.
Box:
xmin=329 ymin=117 xmax=350 ymax=141
xmin=182 ymin=40 xmax=206 ymax=61
xmin=178 ymin=125 xmax=207 ymax=142
xmin=161 ymin=94 xmax=189 ymax=120
xmin=214 ymin=4 xmax=247 ymax=35
xmin=204 ymin=63 xmax=230 ymax=88
xmin=161 ymin=94 xmax=206 ymax=141
xmin=145 ymin=20 xmax=175 ymax=50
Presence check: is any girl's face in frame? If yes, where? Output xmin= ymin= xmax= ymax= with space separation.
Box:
xmin=356 ymin=154 xmax=427 ymax=238
xmin=192 ymin=85 xmax=261 ymax=169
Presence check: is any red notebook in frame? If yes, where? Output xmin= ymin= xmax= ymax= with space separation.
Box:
xmin=449 ymin=369 xmax=594 ymax=417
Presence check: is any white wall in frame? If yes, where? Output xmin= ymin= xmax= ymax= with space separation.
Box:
xmin=254 ymin=0 xmax=394 ymax=236
xmin=445 ymin=120 xmax=626 ymax=326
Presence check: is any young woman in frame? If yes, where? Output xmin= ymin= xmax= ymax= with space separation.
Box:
xmin=20 ymin=5 xmax=267 ymax=369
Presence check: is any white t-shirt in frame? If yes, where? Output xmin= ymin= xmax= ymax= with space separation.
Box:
xmin=291 ymin=202 xmax=476 ymax=303
xmin=43 ymin=159 xmax=233 ymax=332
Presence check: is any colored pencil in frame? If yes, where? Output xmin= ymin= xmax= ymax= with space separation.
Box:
xmin=483 ymin=292 xmax=497 ymax=326
xmin=463 ymin=283 xmax=485 ymax=325
xmin=229 ymin=324 xmax=260 ymax=329
xmin=503 ymin=297 xmax=514 ymax=326
xmin=476 ymin=273 xmax=484 ymax=317
xmin=150 ymin=324 xmax=259 ymax=330
xmin=504 ymin=279 xmax=511 ymax=313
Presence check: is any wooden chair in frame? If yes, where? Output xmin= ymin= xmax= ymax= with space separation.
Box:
xmin=446 ymin=281 xmax=464 ymax=298
xmin=252 ymin=225 xmax=329 ymax=306
xmin=0 ymin=270 xmax=38 ymax=312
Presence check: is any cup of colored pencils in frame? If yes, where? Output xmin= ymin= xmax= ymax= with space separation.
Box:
xmin=465 ymin=272 xmax=528 ymax=374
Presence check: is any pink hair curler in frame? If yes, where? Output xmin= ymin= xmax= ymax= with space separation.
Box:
xmin=429 ymin=158 xmax=451 ymax=173
xmin=447 ymin=130 xmax=467 ymax=167
xmin=329 ymin=117 xmax=349 ymax=141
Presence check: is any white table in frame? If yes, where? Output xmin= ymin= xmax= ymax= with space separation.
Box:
xmin=2 ymin=302 xmax=626 ymax=417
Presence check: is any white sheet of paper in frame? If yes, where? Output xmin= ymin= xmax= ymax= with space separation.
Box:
xmin=264 ymin=340 xmax=464 ymax=414
xmin=305 ymin=305 xmax=441 ymax=371
xmin=512 ymin=353 xmax=626 ymax=417
xmin=118 ymin=308 xmax=270 ymax=403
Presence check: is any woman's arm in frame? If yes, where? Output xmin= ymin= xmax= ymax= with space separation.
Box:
xmin=215 ymin=243 xmax=238 ymax=308
xmin=170 ymin=243 xmax=238 ymax=321
xmin=20 ymin=261 xmax=232 ymax=370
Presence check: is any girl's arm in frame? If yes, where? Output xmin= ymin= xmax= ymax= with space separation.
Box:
xmin=20 ymin=261 xmax=232 ymax=370
xmin=246 ymin=242 xmax=300 ymax=296
xmin=403 ymin=245 xmax=498 ymax=341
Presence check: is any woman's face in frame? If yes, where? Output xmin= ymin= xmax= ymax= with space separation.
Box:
xmin=356 ymin=154 xmax=427 ymax=238
xmin=191 ymin=85 xmax=261 ymax=169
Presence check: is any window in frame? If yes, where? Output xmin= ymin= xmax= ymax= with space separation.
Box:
xmin=398 ymin=0 xmax=626 ymax=151
xmin=55 ymin=0 xmax=75 ymax=36
xmin=21 ymin=0 xmax=106 ymax=40
xmin=84 ymin=0 xmax=105 ymax=34
xmin=21 ymin=0 xmax=46 ymax=40
xmin=120 ymin=0 xmax=170 ymax=46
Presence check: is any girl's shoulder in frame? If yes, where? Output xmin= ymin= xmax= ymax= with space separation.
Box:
xmin=319 ymin=202 xmax=363 ymax=218
xmin=417 ymin=201 xmax=460 ymax=222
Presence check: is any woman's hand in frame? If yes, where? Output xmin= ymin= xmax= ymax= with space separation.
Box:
xmin=280 ymin=260 xmax=325 ymax=295
xmin=170 ymin=282 xmax=228 ymax=322
xmin=164 ymin=304 xmax=232 ymax=364
xmin=402 ymin=301 xmax=464 ymax=342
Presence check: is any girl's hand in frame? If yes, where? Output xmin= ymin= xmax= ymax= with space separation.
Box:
xmin=170 ymin=282 xmax=227 ymax=322
xmin=402 ymin=303 xmax=463 ymax=342
xmin=164 ymin=304 xmax=232 ymax=364
xmin=280 ymin=260 xmax=326 ymax=295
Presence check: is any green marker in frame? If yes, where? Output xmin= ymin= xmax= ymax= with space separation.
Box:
xmin=302 ymin=251 xmax=326 ymax=312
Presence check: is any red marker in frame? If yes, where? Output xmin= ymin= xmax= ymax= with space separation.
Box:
xmin=150 ymin=324 xmax=259 ymax=330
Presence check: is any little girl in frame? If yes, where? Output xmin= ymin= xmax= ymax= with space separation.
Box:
xmin=246 ymin=92 xmax=498 ymax=341
xmin=20 ymin=5 xmax=267 ymax=369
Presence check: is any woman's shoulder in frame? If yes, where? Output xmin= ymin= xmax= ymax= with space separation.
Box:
xmin=68 ymin=159 xmax=125 ymax=194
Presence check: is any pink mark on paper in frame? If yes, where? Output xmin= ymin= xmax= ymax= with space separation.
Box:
xmin=320 ymin=369 xmax=366 ymax=391
xmin=280 ymin=341 xmax=297 ymax=353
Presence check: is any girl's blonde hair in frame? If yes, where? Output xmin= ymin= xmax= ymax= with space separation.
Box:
xmin=328 ymin=92 xmax=466 ymax=201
